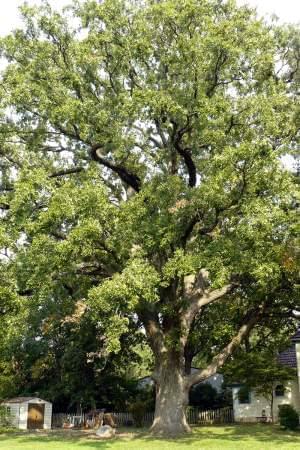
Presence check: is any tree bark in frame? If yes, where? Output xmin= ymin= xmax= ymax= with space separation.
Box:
xmin=143 ymin=289 xmax=262 ymax=436
xmin=151 ymin=355 xmax=190 ymax=436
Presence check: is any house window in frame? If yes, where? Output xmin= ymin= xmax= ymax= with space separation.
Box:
xmin=238 ymin=386 xmax=251 ymax=404
xmin=275 ymin=384 xmax=285 ymax=397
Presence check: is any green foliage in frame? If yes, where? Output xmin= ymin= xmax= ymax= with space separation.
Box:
xmin=0 ymin=406 xmax=11 ymax=427
xmin=128 ymin=386 xmax=155 ymax=427
xmin=129 ymin=400 xmax=149 ymax=427
xmin=189 ymin=384 xmax=219 ymax=409
xmin=0 ymin=427 xmax=17 ymax=435
xmin=237 ymin=386 xmax=251 ymax=404
xmin=0 ymin=0 xmax=298 ymax=429
xmin=278 ymin=405 xmax=299 ymax=430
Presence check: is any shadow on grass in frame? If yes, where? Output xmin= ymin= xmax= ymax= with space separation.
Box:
xmin=0 ymin=424 xmax=299 ymax=449
xmin=0 ymin=430 xmax=113 ymax=449
xmin=130 ymin=424 xmax=300 ymax=447
xmin=122 ymin=424 xmax=300 ymax=447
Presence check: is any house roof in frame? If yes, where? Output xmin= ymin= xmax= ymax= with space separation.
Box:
xmin=277 ymin=327 xmax=300 ymax=369
xmin=291 ymin=329 xmax=300 ymax=342
xmin=278 ymin=345 xmax=297 ymax=369
xmin=3 ymin=397 xmax=46 ymax=404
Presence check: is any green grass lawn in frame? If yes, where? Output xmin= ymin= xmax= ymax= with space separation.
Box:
xmin=0 ymin=424 xmax=300 ymax=450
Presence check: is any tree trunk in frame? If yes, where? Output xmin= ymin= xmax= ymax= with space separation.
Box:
xmin=151 ymin=358 xmax=190 ymax=436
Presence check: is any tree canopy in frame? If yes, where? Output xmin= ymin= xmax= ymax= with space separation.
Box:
xmin=0 ymin=0 xmax=299 ymax=435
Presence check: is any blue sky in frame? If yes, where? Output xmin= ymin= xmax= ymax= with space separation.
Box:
xmin=0 ymin=0 xmax=299 ymax=37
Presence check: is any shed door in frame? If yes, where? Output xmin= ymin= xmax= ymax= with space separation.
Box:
xmin=27 ymin=404 xmax=45 ymax=429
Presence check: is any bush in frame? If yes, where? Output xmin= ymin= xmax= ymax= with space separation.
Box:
xmin=127 ymin=385 xmax=155 ymax=427
xmin=0 ymin=406 xmax=11 ymax=427
xmin=0 ymin=426 xmax=16 ymax=434
xmin=189 ymin=384 xmax=218 ymax=408
xmin=278 ymin=404 xmax=299 ymax=430
xmin=237 ymin=385 xmax=251 ymax=404
xmin=129 ymin=400 xmax=149 ymax=427
xmin=189 ymin=383 xmax=232 ymax=409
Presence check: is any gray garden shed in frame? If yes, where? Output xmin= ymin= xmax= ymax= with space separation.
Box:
xmin=2 ymin=397 xmax=52 ymax=430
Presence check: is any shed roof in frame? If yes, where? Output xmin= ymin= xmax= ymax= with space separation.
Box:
xmin=3 ymin=397 xmax=49 ymax=404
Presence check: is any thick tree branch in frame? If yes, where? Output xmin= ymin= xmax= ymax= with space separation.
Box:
xmin=206 ymin=49 xmax=228 ymax=98
xmin=18 ymin=289 xmax=34 ymax=297
xmin=187 ymin=310 xmax=261 ymax=387
xmin=171 ymin=120 xmax=197 ymax=187
xmin=196 ymin=284 xmax=234 ymax=308
xmin=49 ymin=167 xmax=84 ymax=178
xmin=0 ymin=168 xmax=84 ymax=197
xmin=181 ymin=277 xmax=234 ymax=333
xmin=174 ymin=142 xmax=197 ymax=187
xmin=184 ymin=307 xmax=206 ymax=375
xmin=154 ymin=119 xmax=168 ymax=148
xmin=133 ymin=125 xmax=164 ymax=149
xmin=90 ymin=144 xmax=141 ymax=192
xmin=286 ymin=52 xmax=300 ymax=83
xmin=181 ymin=165 xmax=248 ymax=245
xmin=181 ymin=207 xmax=221 ymax=247
xmin=139 ymin=309 xmax=165 ymax=361
xmin=0 ymin=185 xmax=14 ymax=192
xmin=55 ymin=124 xmax=84 ymax=142
xmin=148 ymin=135 xmax=164 ymax=149
xmin=41 ymin=145 xmax=70 ymax=153
xmin=50 ymin=230 xmax=67 ymax=240
xmin=0 ymin=203 xmax=10 ymax=210
xmin=0 ymin=149 xmax=22 ymax=168
xmin=95 ymin=241 xmax=122 ymax=267
xmin=181 ymin=215 xmax=200 ymax=246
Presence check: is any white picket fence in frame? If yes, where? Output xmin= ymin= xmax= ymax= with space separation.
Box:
xmin=52 ymin=412 xmax=144 ymax=428
xmin=196 ymin=407 xmax=234 ymax=424
xmin=52 ymin=407 xmax=234 ymax=428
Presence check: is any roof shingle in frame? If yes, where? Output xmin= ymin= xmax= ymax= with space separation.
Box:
xmin=3 ymin=397 xmax=38 ymax=404
xmin=278 ymin=345 xmax=297 ymax=369
xmin=291 ymin=329 xmax=300 ymax=342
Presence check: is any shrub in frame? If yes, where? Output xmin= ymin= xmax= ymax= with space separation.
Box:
xmin=129 ymin=400 xmax=149 ymax=427
xmin=278 ymin=404 xmax=299 ymax=430
xmin=237 ymin=385 xmax=251 ymax=404
xmin=0 ymin=406 xmax=11 ymax=427
xmin=189 ymin=384 xmax=218 ymax=408
xmin=0 ymin=426 xmax=16 ymax=434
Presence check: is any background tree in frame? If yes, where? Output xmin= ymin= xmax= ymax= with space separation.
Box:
xmin=0 ymin=283 xmax=152 ymax=411
xmin=0 ymin=0 xmax=299 ymax=435
xmin=189 ymin=383 xmax=232 ymax=410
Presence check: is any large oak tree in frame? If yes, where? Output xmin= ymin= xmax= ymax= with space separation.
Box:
xmin=0 ymin=0 xmax=299 ymax=435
